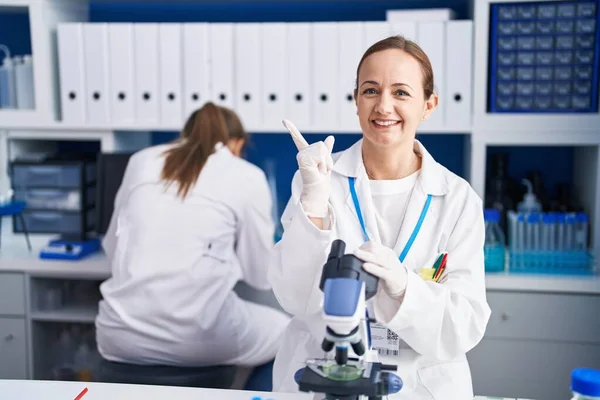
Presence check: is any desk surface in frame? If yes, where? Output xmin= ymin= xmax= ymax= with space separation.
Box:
xmin=0 ymin=380 xmax=313 ymax=400
xmin=0 ymin=380 xmax=528 ymax=400
xmin=0 ymin=235 xmax=599 ymax=294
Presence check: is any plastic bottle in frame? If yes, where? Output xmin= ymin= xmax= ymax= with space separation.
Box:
xmin=484 ymin=209 xmax=506 ymax=272
xmin=15 ymin=54 xmax=35 ymax=109
xmin=51 ymin=328 xmax=76 ymax=380
xmin=73 ymin=342 xmax=95 ymax=381
xmin=0 ymin=53 xmax=17 ymax=109
xmin=517 ymin=179 xmax=542 ymax=214
xmin=571 ymin=368 xmax=600 ymax=400
xmin=516 ymin=213 xmax=525 ymax=268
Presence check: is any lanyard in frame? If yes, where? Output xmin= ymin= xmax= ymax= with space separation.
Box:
xmin=348 ymin=177 xmax=432 ymax=263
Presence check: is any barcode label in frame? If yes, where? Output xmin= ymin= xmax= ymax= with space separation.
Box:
xmin=387 ymin=330 xmax=399 ymax=341
xmin=378 ymin=348 xmax=400 ymax=356
xmin=370 ymin=322 xmax=400 ymax=355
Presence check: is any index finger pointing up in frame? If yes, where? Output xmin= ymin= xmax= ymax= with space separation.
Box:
xmin=282 ymin=119 xmax=309 ymax=151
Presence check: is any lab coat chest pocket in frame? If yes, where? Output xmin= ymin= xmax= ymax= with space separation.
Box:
xmin=203 ymin=239 xmax=232 ymax=263
xmin=417 ymin=361 xmax=473 ymax=400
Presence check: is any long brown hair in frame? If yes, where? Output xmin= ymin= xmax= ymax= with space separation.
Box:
xmin=354 ymin=35 xmax=435 ymax=99
xmin=161 ymin=102 xmax=247 ymax=199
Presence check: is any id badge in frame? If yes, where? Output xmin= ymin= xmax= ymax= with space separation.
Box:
xmin=370 ymin=322 xmax=399 ymax=357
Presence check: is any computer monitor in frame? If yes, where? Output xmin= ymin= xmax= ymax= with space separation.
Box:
xmin=96 ymin=152 xmax=133 ymax=235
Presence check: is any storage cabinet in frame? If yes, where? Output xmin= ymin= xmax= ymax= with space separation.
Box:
xmin=468 ymin=290 xmax=600 ymax=400
xmin=0 ymin=317 xmax=28 ymax=379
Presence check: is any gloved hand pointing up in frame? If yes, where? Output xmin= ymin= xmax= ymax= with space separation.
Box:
xmin=283 ymin=119 xmax=335 ymax=219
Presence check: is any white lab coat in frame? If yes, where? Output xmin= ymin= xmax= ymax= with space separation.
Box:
xmin=269 ymin=139 xmax=491 ymax=399
xmin=96 ymin=142 xmax=290 ymax=367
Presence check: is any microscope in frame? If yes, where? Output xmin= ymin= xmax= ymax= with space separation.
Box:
xmin=294 ymin=239 xmax=403 ymax=400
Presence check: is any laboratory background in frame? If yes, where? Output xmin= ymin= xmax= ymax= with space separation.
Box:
xmin=0 ymin=0 xmax=599 ymax=399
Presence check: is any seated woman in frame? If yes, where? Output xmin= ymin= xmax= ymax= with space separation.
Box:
xmin=95 ymin=103 xmax=290 ymax=390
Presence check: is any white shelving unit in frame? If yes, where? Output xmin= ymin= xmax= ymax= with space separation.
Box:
xmin=0 ymin=0 xmax=597 ymax=257
xmin=0 ymin=0 xmax=88 ymax=125
xmin=30 ymin=305 xmax=98 ymax=324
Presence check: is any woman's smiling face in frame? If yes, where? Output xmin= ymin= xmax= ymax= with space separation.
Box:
xmin=355 ymin=48 xmax=437 ymax=149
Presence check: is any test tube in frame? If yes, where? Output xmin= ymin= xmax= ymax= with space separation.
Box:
xmin=530 ymin=212 xmax=541 ymax=251
xmin=565 ymin=213 xmax=576 ymax=251
xmin=556 ymin=213 xmax=566 ymax=251
xmin=541 ymin=213 xmax=553 ymax=251
xmin=548 ymin=212 xmax=557 ymax=252
xmin=575 ymin=212 xmax=589 ymax=251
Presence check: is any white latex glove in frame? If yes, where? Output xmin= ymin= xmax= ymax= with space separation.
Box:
xmin=354 ymin=241 xmax=408 ymax=299
xmin=283 ymin=119 xmax=335 ymax=218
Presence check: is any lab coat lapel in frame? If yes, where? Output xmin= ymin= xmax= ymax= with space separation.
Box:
xmin=344 ymin=173 xmax=382 ymax=245
xmin=333 ymin=139 xmax=382 ymax=245
xmin=392 ymin=140 xmax=449 ymax=264
xmin=392 ymin=178 xmax=429 ymax=265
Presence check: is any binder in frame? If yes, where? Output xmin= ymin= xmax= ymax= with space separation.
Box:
xmin=311 ymin=22 xmax=339 ymax=129
xmin=416 ymin=21 xmax=445 ymax=128
xmin=83 ymin=23 xmax=110 ymax=124
xmin=286 ymin=23 xmax=311 ymax=128
xmin=338 ymin=22 xmax=363 ymax=131
xmin=363 ymin=21 xmax=391 ymax=51
xmin=209 ymin=23 xmax=234 ymax=109
xmin=261 ymin=23 xmax=287 ymax=129
xmin=57 ymin=23 xmax=86 ymax=123
xmin=390 ymin=21 xmax=417 ymax=41
xmin=182 ymin=23 xmax=210 ymax=119
xmin=386 ymin=8 xmax=456 ymax=22
xmin=108 ymin=23 xmax=135 ymax=125
xmin=159 ymin=23 xmax=183 ymax=126
xmin=234 ymin=23 xmax=261 ymax=130
xmin=445 ymin=20 xmax=473 ymax=129
xmin=134 ymin=24 xmax=160 ymax=125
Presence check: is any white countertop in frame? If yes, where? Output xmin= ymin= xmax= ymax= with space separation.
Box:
xmin=0 ymin=380 xmax=313 ymax=400
xmin=0 ymin=380 xmax=524 ymax=400
xmin=1 ymin=235 xmax=599 ymax=294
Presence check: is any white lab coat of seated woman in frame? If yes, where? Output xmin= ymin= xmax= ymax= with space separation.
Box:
xmin=269 ymin=36 xmax=490 ymax=399
xmin=96 ymin=104 xmax=290 ymax=368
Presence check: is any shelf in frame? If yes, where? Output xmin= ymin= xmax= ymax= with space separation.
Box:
xmin=478 ymin=130 xmax=600 ymax=146
xmin=30 ymin=305 xmax=98 ymax=323
xmin=485 ymin=273 xmax=600 ymax=295
xmin=0 ymin=0 xmax=29 ymax=9
xmin=0 ymin=120 xmax=472 ymax=134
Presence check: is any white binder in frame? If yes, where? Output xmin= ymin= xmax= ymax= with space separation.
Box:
xmin=159 ymin=23 xmax=183 ymax=127
xmin=445 ymin=20 xmax=473 ymax=130
xmin=363 ymin=21 xmax=391 ymax=52
xmin=390 ymin=21 xmax=417 ymax=41
xmin=57 ymin=23 xmax=86 ymax=123
xmin=386 ymin=8 xmax=456 ymax=22
xmin=338 ymin=22 xmax=363 ymax=131
xmin=108 ymin=23 xmax=135 ymax=125
xmin=261 ymin=23 xmax=287 ymax=130
xmin=182 ymin=23 xmax=210 ymax=119
xmin=416 ymin=21 xmax=445 ymax=129
xmin=209 ymin=23 xmax=234 ymax=109
xmin=234 ymin=23 xmax=261 ymax=130
xmin=83 ymin=23 xmax=110 ymax=124
xmin=134 ymin=24 xmax=160 ymax=125
xmin=286 ymin=23 xmax=311 ymax=128
xmin=311 ymin=22 xmax=339 ymax=129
